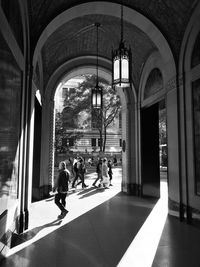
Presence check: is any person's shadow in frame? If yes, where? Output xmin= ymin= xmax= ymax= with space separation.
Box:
xmin=78 ymin=187 xmax=106 ymax=199
xmin=11 ymin=219 xmax=62 ymax=248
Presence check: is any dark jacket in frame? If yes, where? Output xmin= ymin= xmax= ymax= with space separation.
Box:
xmin=108 ymin=162 xmax=113 ymax=174
xmin=96 ymin=162 xmax=102 ymax=173
xmin=57 ymin=170 xmax=69 ymax=193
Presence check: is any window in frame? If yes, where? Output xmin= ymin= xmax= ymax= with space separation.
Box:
xmin=62 ymin=138 xmax=74 ymax=147
xmin=69 ymin=138 xmax=74 ymax=147
xmin=0 ymin=31 xmax=22 ymax=213
xmin=91 ymin=138 xmax=96 ymax=147
xmin=119 ymin=139 xmax=122 ymax=147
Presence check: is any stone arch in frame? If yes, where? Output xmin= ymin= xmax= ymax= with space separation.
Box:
xmin=33 ymin=2 xmax=174 ymax=71
xmin=35 ymin=2 xmax=176 ymax=195
xmin=40 ymin=59 xmax=130 ymax=189
xmin=180 ymin=1 xmax=200 ymax=74
xmin=178 ymin=2 xmax=200 ymax=215
xmin=46 ymin=56 xmax=112 ymax=103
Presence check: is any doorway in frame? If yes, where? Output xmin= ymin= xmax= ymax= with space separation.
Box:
xmin=141 ymin=103 xmax=160 ymax=198
xmin=141 ymin=100 xmax=168 ymax=199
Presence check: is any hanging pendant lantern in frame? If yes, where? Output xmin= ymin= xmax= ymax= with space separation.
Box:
xmin=91 ymin=22 xmax=103 ymax=109
xmin=91 ymin=84 xmax=103 ymax=109
xmin=112 ymin=4 xmax=131 ymax=89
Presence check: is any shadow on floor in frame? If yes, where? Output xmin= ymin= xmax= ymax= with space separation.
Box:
xmin=152 ymin=214 xmax=200 ymax=267
xmin=2 ymin=192 xmax=157 ymax=267
xmin=11 ymin=219 xmax=62 ymax=248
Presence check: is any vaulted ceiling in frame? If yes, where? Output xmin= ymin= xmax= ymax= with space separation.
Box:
xmin=28 ymin=0 xmax=197 ymax=90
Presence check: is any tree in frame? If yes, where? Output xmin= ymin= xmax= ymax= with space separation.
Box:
xmin=55 ymin=74 xmax=121 ymax=153
xmin=78 ymin=74 xmax=121 ymax=152
xmin=55 ymin=111 xmax=83 ymax=153
xmin=91 ymin=85 xmax=121 ymax=152
xmin=55 ymin=112 xmax=63 ymax=153
xmin=159 ymin=108 xmax=167 ymax=145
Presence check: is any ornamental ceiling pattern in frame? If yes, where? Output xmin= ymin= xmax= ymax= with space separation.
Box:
xmin=28 ymin=0 xmax=197 ymax=89
xmin=41 ymin=14 xmax=156 ymax=88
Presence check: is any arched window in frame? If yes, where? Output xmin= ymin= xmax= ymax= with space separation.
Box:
xmin=144 ymin=68 xmax=163 ymax=99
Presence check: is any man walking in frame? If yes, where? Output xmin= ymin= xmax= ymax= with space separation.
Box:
xmin=53 ymin=161 xmax=70 ymax=219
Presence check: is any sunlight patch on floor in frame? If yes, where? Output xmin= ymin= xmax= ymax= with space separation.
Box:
xmin=117 ymin=180 xmax=168 ymax=267
xmin=7 ymin=178 xmax=121 ymax=257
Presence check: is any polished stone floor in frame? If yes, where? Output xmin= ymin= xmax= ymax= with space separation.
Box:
xmin=1 ymin=168 xmax=200 ymax=267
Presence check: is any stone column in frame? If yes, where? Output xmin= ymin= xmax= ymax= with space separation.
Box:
xmin=166 ymin=77 xmax=183 ymax=218
xmin=40 ymin=98 xmax=54 ymax=198
xmin=121 ymin=88 xmax=138 ymax=195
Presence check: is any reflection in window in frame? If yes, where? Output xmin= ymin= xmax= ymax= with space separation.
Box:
xmin=0 ymin=32 xmax=22 ymax=215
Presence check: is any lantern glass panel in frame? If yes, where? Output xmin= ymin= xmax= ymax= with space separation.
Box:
xmin=96 ymin=92 xmax=101 ymax=107
xmin=92 ymin=92 xmax=96 ymax=106
xmin=122 ymin=57 xmax=129 ymax=80
xmin=114 ymin=57 xmax=120 ymax=81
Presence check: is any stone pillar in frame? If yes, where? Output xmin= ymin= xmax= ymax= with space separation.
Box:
xmin=166 ymin=77 xmax=183 ymax=218
xmin=121 ymin=88 xmax=138 ymax=195
xmin=48 ymin=99 xmax=55 ymax=189
xmin=121 ymin=104 xmax=128 ymax=193
xmin=40 ymin=99 xmax=54 ymax=198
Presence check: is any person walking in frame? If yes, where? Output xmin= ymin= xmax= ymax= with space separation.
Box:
xmin=71 ymin=156 xmax=80 ymax=188
xmin=101 ymin=158 xmax=109 ymax=189
xmin=53 ymin=161 xmax=70 ymax=219
xmin=76 ymin=158 xmax=88 ymax=188
xmin=72 ymin=157 xmax=88 ymax=188
xmin=92 ymin=158 xmax=102 ymax=187
xmin=113 ymin=155 xmax=117 ymax=166
xmin=107 ymin=159 xmax=113 ymax=186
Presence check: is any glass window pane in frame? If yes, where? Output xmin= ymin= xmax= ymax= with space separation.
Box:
xmin=0 ymin=31 xmax=21 ymax=214
xmin=92 ymin=93 xmax=96 ymax=106
xmin=114 ymin=59 xmax=120 ymax=81
xmin=97 ymin=93 xmax=101 ymax=107
xmin=122 ymin=58 xmax=129 ymax=80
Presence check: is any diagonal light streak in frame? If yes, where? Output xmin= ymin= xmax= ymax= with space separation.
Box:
xmin=117 ymin=180 xmax=168 ymax=267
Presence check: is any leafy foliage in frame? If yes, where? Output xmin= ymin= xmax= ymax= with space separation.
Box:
xmin=159 ymin=108 xmax=167 ymax=144
xmin=55 ymin=74 xmax=121 ymax=152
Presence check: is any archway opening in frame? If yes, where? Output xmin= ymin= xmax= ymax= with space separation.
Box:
xmin=54 ymin=74 xmax=122 ymax=191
